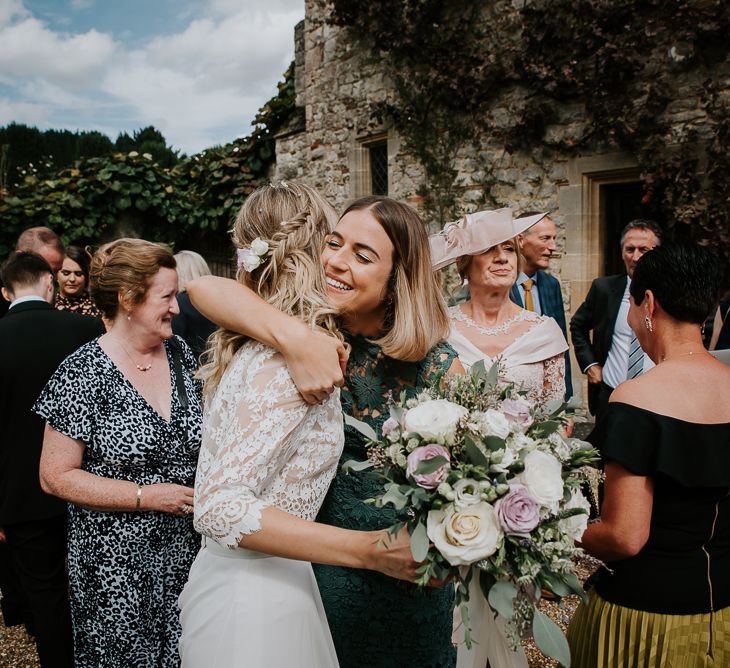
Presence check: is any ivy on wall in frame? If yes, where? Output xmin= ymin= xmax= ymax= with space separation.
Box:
xmin=328 ymin=0 xmax=730 ymax=262
xmin=0 ymin=64 xmax=296 ymax=257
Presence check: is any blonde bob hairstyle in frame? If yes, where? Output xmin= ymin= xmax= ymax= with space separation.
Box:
xmin=202 ymin=181 xmax=342 ymax=395
xmin=89 ymin=238 xmax=176 ymax=321
xmin=174 ymin=250 xmax=212 ymax=292
xmin=343 ymin=196 xmax=450 ymax=361
xmin=454 ymin=236 xmax=524 ymax=282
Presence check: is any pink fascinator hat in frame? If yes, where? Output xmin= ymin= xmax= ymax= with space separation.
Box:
xmin=430 ymin=208 xmax=547 ymax=270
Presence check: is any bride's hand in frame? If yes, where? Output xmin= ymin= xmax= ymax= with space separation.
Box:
xmin=366 ymin=527 xmax=422 ymax=582
xmin=280 ymin=325 xmax=348 ymax=404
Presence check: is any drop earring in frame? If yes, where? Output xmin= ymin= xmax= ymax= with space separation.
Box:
xmin=644 ymin=315 xmax=653 ymax=333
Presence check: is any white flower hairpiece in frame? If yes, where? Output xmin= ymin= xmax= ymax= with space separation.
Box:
xmin=237 ymin=237 xmax=269 ymax=272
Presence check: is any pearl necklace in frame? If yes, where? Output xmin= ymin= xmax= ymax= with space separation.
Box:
xmin=450 ymin=307 xmax=530 ymax=336
xmin=117 ymin=339 xmax=154 ymax=372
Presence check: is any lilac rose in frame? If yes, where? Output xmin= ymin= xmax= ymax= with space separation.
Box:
xmin=381 ymin=417 xmax=400 ymax=436
xmin=406 ymin=444 xmax=451 ymax=489
xmin=500 ymin=398 xmax=533 ymax=427
xmin=494 ymin=484 xmax=540 ymax=535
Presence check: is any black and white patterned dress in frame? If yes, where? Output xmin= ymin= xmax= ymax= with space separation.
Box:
xmin=34 ymin=336 xmax=202 ymax=668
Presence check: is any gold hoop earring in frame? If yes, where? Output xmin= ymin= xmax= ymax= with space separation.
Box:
xmin=644 ymin=315 xmax=653 ymax=333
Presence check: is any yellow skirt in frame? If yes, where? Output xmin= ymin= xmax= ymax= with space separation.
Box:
xmin=567 ymin=589 xmax=730 ymax=668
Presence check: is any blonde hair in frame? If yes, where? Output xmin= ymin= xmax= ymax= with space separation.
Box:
xmin=455 ymin=236 xmax=524 ymax=282
xmin=174 ymin=250 xmax=212 ymax=292
xmin=341 ymin=197 xmax=450 ymax=361
xmin=201 ymin=181 xmax=342 ymax=395
xmin=89 ymin=238 xmax=176 ymax=320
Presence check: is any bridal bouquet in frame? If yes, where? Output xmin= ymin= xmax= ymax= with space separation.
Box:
xmin=344 ymin=361 xmax=599 ymax=666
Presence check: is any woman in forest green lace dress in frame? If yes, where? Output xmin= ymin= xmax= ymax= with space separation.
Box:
xmin=189 ymin=194 xmax=461 ymax=667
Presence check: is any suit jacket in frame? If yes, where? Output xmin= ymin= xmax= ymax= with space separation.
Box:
xmin=0 ymin=301 xmax=104 ymax=525
xmin=510 ymin=270 xmax=573 ymax=399
xmin=172 ymin=291 xmax=217 ymax=363
xmin=568 ymin=274 xmax=626 ymax=414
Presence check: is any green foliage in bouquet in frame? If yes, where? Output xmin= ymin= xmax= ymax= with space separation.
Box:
xmin=344 ymin=360 xmax=599 ymax=665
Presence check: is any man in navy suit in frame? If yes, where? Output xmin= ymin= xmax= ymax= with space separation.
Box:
xmin=569 ymin=220 xmax=661 ymax=418
xmin=0 ymin=252 xmax=103 ymax=667
xmin=510 ymin=213 xmax=573 ymax=399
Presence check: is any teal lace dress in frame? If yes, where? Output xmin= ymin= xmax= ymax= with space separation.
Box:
xmin=314 ymin=335 xmax=458 ymax=668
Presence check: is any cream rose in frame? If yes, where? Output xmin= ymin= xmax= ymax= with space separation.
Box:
xmin=477 ymin=409 xmax=511 ymax=439
xmin=452 ymin=479 xmax=483 ymax=508
xmin=517 ymin=450 xmax=564 ymax=508
xmin=249 ymin=237 xmax=269 ymax=256
xmin=403 ymin=399 xmax=467 ymax=442
xmin=427 ymin=501 xmax=503 ymax=566
xmin=559 ymin=490 xmax=591 ymax=541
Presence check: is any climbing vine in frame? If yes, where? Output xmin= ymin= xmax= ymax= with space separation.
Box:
xmin=328 ymin=0 xmax=730 ymax=262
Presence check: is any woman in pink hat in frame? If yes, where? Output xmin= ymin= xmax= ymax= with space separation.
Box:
xmin=431 ymin=208 xmax=568 ymax=404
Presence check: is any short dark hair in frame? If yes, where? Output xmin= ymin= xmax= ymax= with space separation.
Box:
xmin=1 ymin=251 xmax=53 ymax=292
xmin=630 ymin=242 xmax=722 ymax=324
xmin=620 ymin=219 xmax=662 ymax=247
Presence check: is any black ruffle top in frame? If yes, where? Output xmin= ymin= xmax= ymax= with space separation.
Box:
xmin=589 ymin=402 xmax=730 ymax=615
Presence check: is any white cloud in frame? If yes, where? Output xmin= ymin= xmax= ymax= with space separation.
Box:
xmin=0 ymin=96 xmax=50 ymax=126
xmin=0 ymin=0 xmax=304 ymax=153
xmin=0 ymin=16 xmax=116 ymax=88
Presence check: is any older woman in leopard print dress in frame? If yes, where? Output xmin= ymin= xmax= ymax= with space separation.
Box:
xmin=34 ymin=239 xmax=202 ymax=668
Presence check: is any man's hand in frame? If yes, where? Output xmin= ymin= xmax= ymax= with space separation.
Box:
xmin=586 ymin=365 xmax=603 ymax=385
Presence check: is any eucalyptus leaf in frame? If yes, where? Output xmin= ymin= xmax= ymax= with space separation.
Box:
xmin=410 ymin=521 xmax=429 ymax=561
xmin=532 ymin=610 xmax=571 ymax=666
xmin=485 ymin=360 xmax=500 ymax=386
xmin=344 ymin=413 xmax=378 ymax=441
xmin=532 ymin=420 xmax=561 ymax=438
xmin=389 ymin=405 xmax=404 ymax=424
xmin=484 ymin=435 xmax=506 ymax=452
xmin=471 ymin=358 xmax=487 ymax=381
xmin=464 ymin=434 xmax=489 ymax=466
xmin=341 ymin=458 xmax=374 ymax=473
xmin=545 ymin=399 xmax=567 ymax=417
xmin=380 ymin=484 xmax=409 ymax=510
xmin=487 ymin=580 xmax=517 ymax=619
xmin=412 ymin=455 xmax=448 ymax=476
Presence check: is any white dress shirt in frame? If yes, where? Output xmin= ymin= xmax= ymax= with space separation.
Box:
xmin=602 ymin=277 xmax=655 ymax=389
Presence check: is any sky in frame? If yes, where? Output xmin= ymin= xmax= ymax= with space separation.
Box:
xmin=0 ymin=0 xmax=305 ymax=154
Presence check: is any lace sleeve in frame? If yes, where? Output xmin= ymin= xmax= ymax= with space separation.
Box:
xmin=193 ymin=344 xmax=310 ymax=548
xmin=542 ymin=352 xmax=566 ymax=402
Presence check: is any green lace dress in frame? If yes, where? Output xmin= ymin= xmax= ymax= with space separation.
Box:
xmin=314 ymin=335 xmax=458 ymax=668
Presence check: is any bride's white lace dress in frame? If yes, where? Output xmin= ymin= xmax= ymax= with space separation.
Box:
xmin=447 ymin=306 xmax=568 ymax=668
xmin=178 ymin=342 xmax=344 ymax=668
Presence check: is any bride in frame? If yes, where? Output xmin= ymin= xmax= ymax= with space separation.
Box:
xmin=431 ymin=208 xmax=569 ymax=668
xmin=178 ymin=182 xmax=420 ymax=667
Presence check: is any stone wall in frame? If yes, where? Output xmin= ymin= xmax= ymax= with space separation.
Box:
xmin=273 ymin=0 xmax=729 ymax=407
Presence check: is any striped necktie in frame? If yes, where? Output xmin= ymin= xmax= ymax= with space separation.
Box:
xmin=627 ymin=334 xmax=644 ymax=379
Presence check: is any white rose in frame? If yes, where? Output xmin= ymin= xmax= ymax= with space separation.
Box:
xmin=517 ymin=450 xmax=564 ymax=508
xmin=427 ymin=501 xmax=503 ymax=566
xmin=452 ymin=479 xmax=482 ymax=508
xmin=507 ymin=432 xmax=537 ymax=454
xmin=250 ymin=237 xmax=269 ymax=256
xmin=559 ymin=490 xmax=591 ymax=541
xmin=489 ymin=447 xmax=516 ymax=474
xmin=478 ymin=409 xmax=511 ymax=439
xmin=404 ymin=399 xmax=467 ymax=442
xmin=241 ymin=254 xmax=263 ymax=272
xmin=548 ymin=432 xmax=572 ymax=462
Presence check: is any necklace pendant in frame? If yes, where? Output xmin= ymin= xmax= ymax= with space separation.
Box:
xmin=136 ymin=363 xmax=152 ymax=372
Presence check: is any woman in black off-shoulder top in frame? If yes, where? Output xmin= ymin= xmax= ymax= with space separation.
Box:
xmin=567 ymin=243 xmax=730 ymax=668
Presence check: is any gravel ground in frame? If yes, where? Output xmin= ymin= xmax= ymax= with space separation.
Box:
xmin=0 ymin=610 xmax=40 ymax=668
